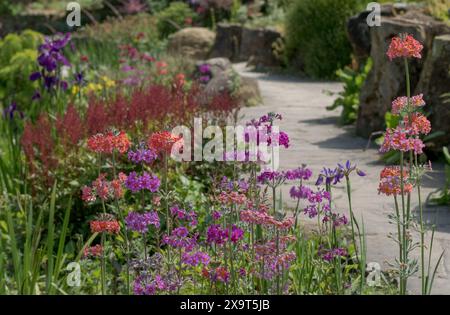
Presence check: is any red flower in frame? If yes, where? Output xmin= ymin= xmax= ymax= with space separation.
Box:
xmin=90 ymin=219 xmax=120 ymax=234
xmin=83 ymin=244 xmax=103 ymax=258
xmin=386 ymin=34 xmax=423 ymax=61
xmin=147 ymin=131 xmax=183 ymax=155
xmin=87 ymin=131 xmax=130 ymax=154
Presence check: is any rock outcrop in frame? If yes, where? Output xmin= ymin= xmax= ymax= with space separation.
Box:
xmin=209 ymin=23 xmax=282 ymax=68
xmin=209 ymin=23 xmax=243 ymax=61
xmin=167 ymin=27 xmax=216 ymax=60
xmin=353 ymin=9 xmax=450 ymax=139
xmin=239 ymin=27 xmax=282 ymax=68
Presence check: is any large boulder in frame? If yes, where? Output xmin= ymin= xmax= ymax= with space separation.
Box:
xmin=167 ymin=27 xmax=216 ymax=60
xmin=346 ymin=4 xmax=397 ymax=67
xmin=415 ymin=35 xmax=450 ymax=150
xmin=209 ymin=23 xmax=243 ymax=61
xmin=209 ymin=23 xmax=282 ymax=68
xmin=355 ymin=10 xmax=450 ymax=138
xmin=240 ymin=27 xmax=282 ymax=69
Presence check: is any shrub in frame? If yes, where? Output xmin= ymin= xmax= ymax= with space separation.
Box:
xmin=0 ymin=30 xmax=42 ymax=110
xmin=326 ymin=58 xmax=372 ymax=125
xmin=284 ymin=0 xmax=362 ymax=78
xmin=156 ymin=2 xmax=197 ymax=38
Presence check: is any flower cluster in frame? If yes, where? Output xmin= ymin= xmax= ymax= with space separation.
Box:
xmin=202 ymin=266 xmax=230 ymax=283
xmin=380 ymin=126 xmax=425 ymax=154
xmin=127 ymin=147 xmax=158 ymax=164
xmin=81 ymin=173 xmax=127 ymax=202
xmin=386 ymin=33 xmax=423 ymax=61
xmin=302 ymin=190 xmax=331 ymax=219
xmin=391 ymin=94 xmax=426 ymax=116
xmin=255 ymin=241 xmax=296 ymax=279
xmin=240 ymin=210 xmax=294 ymax=230
xmin=147 ymin=131 xmax=183 ymax=155
xmin=170 ymin=205 xmax=198 ymax=226
xmin=404 ymin=113 xmax=431 ymax=136
xmin=378 ymin=166 xmax=413 ymax=196
xmin=290 ymin=185 xmax=313 ymax=200
xmin=87 ymin=131 xmax=131 ymax=154
xmin=83 ymin=245 xmax=103 ymax=258
xmin=125 ymin=171 xmax=160 ymax=193
xmin=245 ymin=113 xmax=290 ymax=149
xmin=206 ymin=224 xmax=244 ymax=245
xmin=125 ymin=211 xmax=160 ymax=234
xmin=284 ymin=166 xmax=313 ymax=181
xmin=220 ymin=176 xmax=250 ymax=193
xmin=162 ymin=227 xmax=197 ymax=250
xmin=90 ymin=214 xmax=121 ymax=234
xmin=217 ymin=191 xmax=247 ymax=205
xmin=319 ymin=247 xmax=348 ymax=262
xmin=198 ymin=63 xmax=211 ymax=83
xmin=182 ymin=251 xmax=210 ymax=267
xmin=133 ymin=274 xmax=179 ymax=295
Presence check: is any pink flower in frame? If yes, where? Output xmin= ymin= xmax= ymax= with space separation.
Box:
xmin=386 ymin=34 xmax=423 ymax=61
xmin=380 ymin=126 xmax=425 ymax=154
xmin=391 ymin=94 xmax=425 ymax=115
xmin=404 ymin=113 xmax=431 ymax=135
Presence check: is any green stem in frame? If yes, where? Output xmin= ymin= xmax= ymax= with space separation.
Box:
xmin=100 ymin=233 xmax=106 ymax=295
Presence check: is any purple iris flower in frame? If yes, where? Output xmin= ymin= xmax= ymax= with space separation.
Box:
xmin=74 ymin=72 xmax=85 ymax=86
xmin=29 ymin=33 xmax=72 ymax=95
xmin=315 ymin=167 xmax=344 ymax=186
xmin=2 ymin=102 xmax=24 ymax=120
xmin=337 ymin=160 xmax=367 ymax=177
xmin=31 ymin=90 xmax=41 ymax=101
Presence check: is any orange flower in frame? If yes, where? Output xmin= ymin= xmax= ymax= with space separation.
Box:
xmin=90 ymin=219 xmax=120 ymax=234
xmin=147 ymin=131 xmax=183 ymax=155
xmin=404 ymin=113 xmax=431 ymax=135
xmin=87 ymin=131 xmax=130 ymax=154
xmin=378 ymin=166 xmax=413 ymax=196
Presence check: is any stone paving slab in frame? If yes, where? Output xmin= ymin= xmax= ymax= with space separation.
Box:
xmin=235 ymin=63 xmax=450 ymax=294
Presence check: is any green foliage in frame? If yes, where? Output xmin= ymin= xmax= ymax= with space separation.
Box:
xmin=156 ymin=2 xmax=197 ymax=38
xmin=427 ymin=147 xmax=450 ymax=206
xmin=284 ymin=0 xmax=363 ymax=78
xmin=147 ymin=0 xmax=170 ymax=13
xmin=327 ymin=58 xmax=372 ymax=125
xmin=425 ymin=0 xmax=450 ymax=23
xmin=0 ymin=30 xmax=43 ymax=110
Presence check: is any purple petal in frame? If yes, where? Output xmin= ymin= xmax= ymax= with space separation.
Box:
xmin=29 ymin=72 xmax=41 ymax=81
xmin=356 ymin=169 xmax=366 ymax=177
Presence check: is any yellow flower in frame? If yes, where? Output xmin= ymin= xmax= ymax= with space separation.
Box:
xmin=101 ymin=76 xmax=116 ymax=88
xmin=72 ymin=85 xmax=80 ymax=95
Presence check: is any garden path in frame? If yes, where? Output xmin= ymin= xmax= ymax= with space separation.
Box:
xmin=235 ymin=63 xmax=450 ymax=294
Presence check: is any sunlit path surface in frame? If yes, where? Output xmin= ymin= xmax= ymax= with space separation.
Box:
xmin=236 ymin=63 xmax=450 ymax=294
